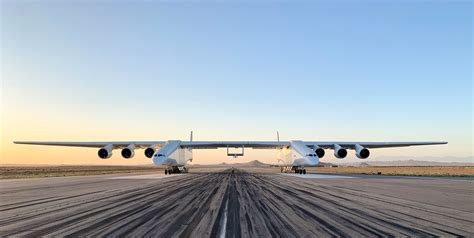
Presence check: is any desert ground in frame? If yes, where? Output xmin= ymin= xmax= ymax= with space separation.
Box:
xmin=1 ymin=164 xmax=473 ymax=179
xmin=0 ymin=166 xmax=472 ymax=237
xmin=310 ymin=166 xmax=474 ymax=177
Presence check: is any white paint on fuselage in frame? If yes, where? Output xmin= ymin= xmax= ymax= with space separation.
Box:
xmin=153 ymin=140 xmax=193 ymax=167
xmin=277 ymin=140 xmax=320 ymax=167
xmin=153 ymin=140 xmax=319 ymax=167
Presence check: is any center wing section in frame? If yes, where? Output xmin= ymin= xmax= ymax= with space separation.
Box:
xmin=180 ymin=141 xmax=289 ymax=149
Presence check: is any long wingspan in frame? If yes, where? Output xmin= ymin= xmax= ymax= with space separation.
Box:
xmin=14 ymin=141 xmax=447 ymax=149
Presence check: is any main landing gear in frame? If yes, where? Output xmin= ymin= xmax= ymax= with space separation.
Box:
xmin=295 ymin=168 xmax=307 ymax=175
xmin=280 ymin=166 xmax=306 ymax=174
xmin=165 ymin=166 xmax=188 ymax=175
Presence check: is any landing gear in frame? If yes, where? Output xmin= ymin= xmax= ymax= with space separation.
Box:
xmin=291 ymin=166 xmax=306 ymax=175
xmin=165 ymin=166 xmax=188 ymax=175
xmin=280 ymin=166 xmax=307 ymax=174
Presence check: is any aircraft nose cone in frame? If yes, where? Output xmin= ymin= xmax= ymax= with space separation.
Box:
xmin=305 ymin=155 xmax=319 ymax=166
xmin=153 ymin=154 xmax=166 ymax=166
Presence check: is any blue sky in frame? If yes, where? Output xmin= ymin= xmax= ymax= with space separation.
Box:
xmin=1 ymin=1 xmax=472 ymax=164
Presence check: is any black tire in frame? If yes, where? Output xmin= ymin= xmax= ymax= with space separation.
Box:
xmin=303 ymin=169 xmax=306 ymax=174
xmin=165 ymin=170 xmax=168 ymax=175
xmin=299 ymin=170 xmax=303 ymax=174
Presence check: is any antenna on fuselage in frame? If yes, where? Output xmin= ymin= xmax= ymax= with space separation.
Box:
xmin=276 ymin=131 xmax=280 ymax=142
xmin=190 ymin=131 xmax=193 ymax=141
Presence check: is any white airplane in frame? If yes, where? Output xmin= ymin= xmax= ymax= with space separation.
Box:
xmin=14 ymin=132 xmax=447 ymax=175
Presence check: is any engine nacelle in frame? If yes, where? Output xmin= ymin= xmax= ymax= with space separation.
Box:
xmin=355 ymin=144 xmax=370 ymax=159
xmin=98 ymin=146 xmax=112 ymax=159
xmin=144 ymin=147 xmax=155 ymax=158
xmin=333 ymin=144 xmax=347 ymax=159
xmin=313 ymin=145 xmax=325 ymax=158
xmin=121 ymin=145 xmax=135 ymax=159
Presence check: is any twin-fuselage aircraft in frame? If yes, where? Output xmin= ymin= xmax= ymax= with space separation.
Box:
xmin=15 ymin=132 xmax=447 ymax=175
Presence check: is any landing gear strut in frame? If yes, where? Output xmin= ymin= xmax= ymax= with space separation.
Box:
xmin=280 ymin=166 xmax=306 ymax=174
xmin=293 ymin=166 xmax=306 ymax=174
xmin=164 ymin=166 xmax=188 ymax=175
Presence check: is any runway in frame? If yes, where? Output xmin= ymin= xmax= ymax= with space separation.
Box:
xmin=0 ymin=168 xmax=472 ymax=237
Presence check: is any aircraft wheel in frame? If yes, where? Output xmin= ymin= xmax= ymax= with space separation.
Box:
xmin=303 ymin=169 xmax=306 ymax=174
xmin=165 ymin=170 xmax=168 ymax=175
xmin=299 ymin=170 xmax=303 ymax=174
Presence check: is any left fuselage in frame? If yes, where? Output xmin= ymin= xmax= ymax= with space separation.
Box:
xmin=153 ymin=141 xmax=193 ymax=166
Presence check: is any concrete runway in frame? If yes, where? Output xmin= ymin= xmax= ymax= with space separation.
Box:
xmin=0 ymin=168 xmax=473 ymax=237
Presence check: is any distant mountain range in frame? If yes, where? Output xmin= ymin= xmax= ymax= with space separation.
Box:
xmin=193 ymin=159 xmax=474 ymax=167
xmin=192 ymin=160 xmax=271 ymax=168
xmin=335 ymin=159 xmax=474 ymax=167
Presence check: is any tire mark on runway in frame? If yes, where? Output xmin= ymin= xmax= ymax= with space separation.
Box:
xmin=265 ymin=174 xmax=473 ymax=236
xmin=1 ymin=174 xmax=206 ymax=237
xmin=302 ymin=183 xmax=474 ymax=232
xmin=0 ymin=190 xmax=106 ymax=212
xmin=210 ymin=171 xmax=241 ymax=238
xmin=1 ymin=169 xmax=472 ymax=237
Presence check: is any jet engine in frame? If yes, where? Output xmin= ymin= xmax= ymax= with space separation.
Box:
xmin=355 ymin=144 xmax=370 ymax=159
xmin=313 ymin=145 xmax=325 ymax=158
xmin=98 ymin=146 xmax=112 ymax=159
xmin=121 ymin=145 xmax=135 ymax=159
xmin=144 ymin=147 xmax=155 ymax=158
xmin=333 ymin=144 xmax=347 ymax=159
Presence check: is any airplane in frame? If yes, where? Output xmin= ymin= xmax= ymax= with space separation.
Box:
xmin=14 ymin=132 xmax=447 ymax=175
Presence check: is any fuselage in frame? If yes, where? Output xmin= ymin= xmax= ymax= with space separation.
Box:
xmin=153 ymin=140 xmax=319 ymax=167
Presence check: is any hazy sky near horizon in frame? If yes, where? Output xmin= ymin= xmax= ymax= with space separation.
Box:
xmin=1 ymin=1 xmax=472 ymax=165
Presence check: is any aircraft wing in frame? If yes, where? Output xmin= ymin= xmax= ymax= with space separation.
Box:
xmin=14 ymin=141 xmax=447 ymax=149
xmin=303 ymin=141 xmax=448 ymax=149
xmin=180 ymin=141 xmax=447 ymax=149
xmin=13 ymin=141 xmax=166 ymax=149
xmin=180 ymin=141 xmax=289 ymax=149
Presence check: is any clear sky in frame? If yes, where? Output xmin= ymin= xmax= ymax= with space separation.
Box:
xmin=1 ymin=1 xmax=472 ymax=165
